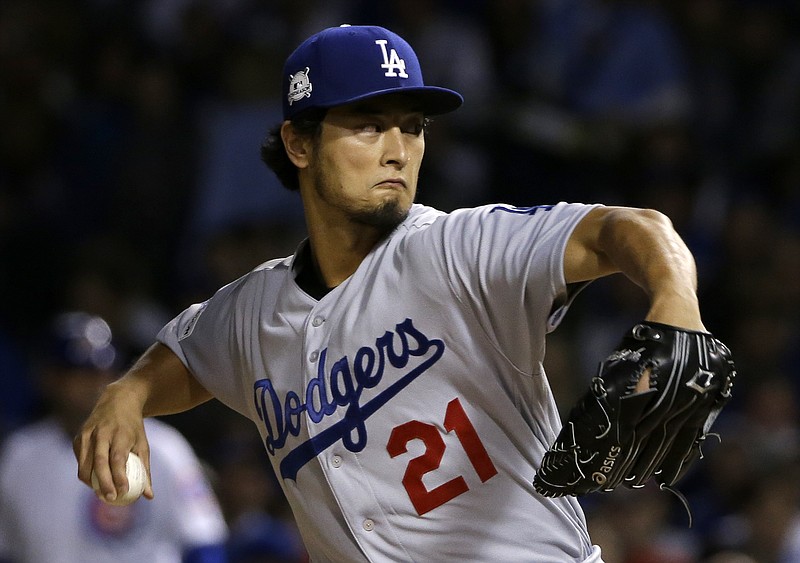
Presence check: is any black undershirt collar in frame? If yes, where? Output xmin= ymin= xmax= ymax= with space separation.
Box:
xmin=294 ymin=243 xmax=334 ymax=300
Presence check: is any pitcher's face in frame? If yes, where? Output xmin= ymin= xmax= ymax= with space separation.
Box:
xmin=304 ymin=95 xmax=426 ymax=231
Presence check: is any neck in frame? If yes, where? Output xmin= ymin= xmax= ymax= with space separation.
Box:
xmin=298 ymin=181 xmax=411 ymax=288
xmin=306 ymin=219 xmax=387 ymax=288
xmin=300 ymin=183 xmax=410 ymax=288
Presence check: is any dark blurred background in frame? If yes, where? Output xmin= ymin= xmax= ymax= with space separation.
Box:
xmin=1 ymin=1 xmax=798 ymax=562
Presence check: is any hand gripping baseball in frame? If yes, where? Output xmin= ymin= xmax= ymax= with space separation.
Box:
xmin=533 ymin=321 xmax=735 ymax=501
xmin=73 ymin=384 xmax=154 ymax=505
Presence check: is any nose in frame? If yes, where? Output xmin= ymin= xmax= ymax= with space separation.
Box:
xmin=381 ymin=127 xmax=408 ymax=168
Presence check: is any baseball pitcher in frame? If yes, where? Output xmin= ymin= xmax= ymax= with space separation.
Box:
xmin=74 ymin=25 xmax=735 ymax=562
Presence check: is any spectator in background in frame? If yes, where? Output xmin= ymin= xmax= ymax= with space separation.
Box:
xmin=0 ymin=311 xmax=229 ymax=563
xmin=0 ymin=324 xmax=37 ymax=443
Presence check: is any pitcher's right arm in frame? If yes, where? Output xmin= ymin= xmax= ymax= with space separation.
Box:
xmin=73 ymin=342 xmax=211 ymax=503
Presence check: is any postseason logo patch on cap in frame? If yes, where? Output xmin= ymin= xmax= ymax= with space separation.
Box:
xmin=287 ymin=67 xmax=312 ymax=107
xmin=281 ymin=25 xmax=463 ymax=120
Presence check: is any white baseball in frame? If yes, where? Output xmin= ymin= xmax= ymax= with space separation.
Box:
xmin=91 ymin=452 xmax=147 ymax=506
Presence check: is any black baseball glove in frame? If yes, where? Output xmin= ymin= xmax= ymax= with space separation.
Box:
xmin=533 ymin=321 xmax=735 ymax=499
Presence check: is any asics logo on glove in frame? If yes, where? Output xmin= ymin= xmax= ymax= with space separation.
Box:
xmin=592 ymin=445 xmax=622 ymax=485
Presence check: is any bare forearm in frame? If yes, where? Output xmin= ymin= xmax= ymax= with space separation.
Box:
xmin=115 ymin=342 xmax=212 ymax=418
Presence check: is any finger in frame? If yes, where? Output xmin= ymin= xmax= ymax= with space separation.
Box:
xmin=91 ymin=439 xmax=119 ymax=502
xmin=143 ymin=481 xmax=155 ymax=500
xmin=108 ymin=445 xmax=133 ymax=500
xmin=73 ymin=427 xmax=95 ymax=486
xmin=634 ymin=367 xmax=652 ymax=394
xmin=91 ymin=425 xmax=138 ymax=502
xmin=134 ymin=443 xmax=154 ymax=499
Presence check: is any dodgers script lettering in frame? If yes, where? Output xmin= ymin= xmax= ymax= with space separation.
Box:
xmin=253 ymin=318 xmax=445 ymax=480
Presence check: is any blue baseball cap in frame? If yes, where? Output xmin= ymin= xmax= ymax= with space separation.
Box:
xmin=47 ymin=311 xmax=119 ymax=371
xmin=282 ymin=25 xmax=464 ymax=120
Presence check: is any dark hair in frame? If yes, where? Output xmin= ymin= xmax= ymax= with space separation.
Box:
xmin=260 ymin=108 xmax=327 ymax=191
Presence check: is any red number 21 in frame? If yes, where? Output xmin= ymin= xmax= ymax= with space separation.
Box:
xmin=386 ymin=398 xmax=498 ymax=515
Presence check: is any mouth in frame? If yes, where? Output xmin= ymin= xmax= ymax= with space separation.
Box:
xmin=374 ymin=178 xmax=407 ymax=190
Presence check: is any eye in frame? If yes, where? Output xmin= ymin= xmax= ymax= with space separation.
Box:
xmin=359 ymin=122 xmax=382 ymax=134
xmin=402 ymin=117 xmax=426 ymax=136
xmin=403 ymin=122 xmax=424 ymax=136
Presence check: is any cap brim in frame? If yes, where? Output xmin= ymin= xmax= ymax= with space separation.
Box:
xmin=321 ymin=86 xmax=463 ymax=116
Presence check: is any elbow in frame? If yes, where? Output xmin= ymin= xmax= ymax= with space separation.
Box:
xmin=599 ymin=207 xmax=675 ymax=242
xmin=636 ymin=207 xmax=674 ymax=229
xmin=567 ymin=206 xmax=681 ymax=284
xmin=608 ymin=206 xmax=672 ymax=227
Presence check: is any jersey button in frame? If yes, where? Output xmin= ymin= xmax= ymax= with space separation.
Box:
xmin=362 ymin=519 xmax=375 ymax=532
xmin=331 ymin=455 xmax=342 ymax=468
xmin=309 ymin=350 xmax=319 ymax=362
xmin=312 ymin=316 xmax=324 ymax=327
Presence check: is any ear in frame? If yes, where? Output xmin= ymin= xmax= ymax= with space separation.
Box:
xmin=281 ymin=120 xmax=311 ymax=169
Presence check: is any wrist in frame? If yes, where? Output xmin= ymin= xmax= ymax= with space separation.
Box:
xmin=102 ymin=377 xmax=149 ymax=416
xmin=645 ymin=290 xmax=705 ymax=332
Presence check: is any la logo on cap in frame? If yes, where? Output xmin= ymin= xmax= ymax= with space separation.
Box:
xmin=375 ymin=39 xmax=408 ymax=78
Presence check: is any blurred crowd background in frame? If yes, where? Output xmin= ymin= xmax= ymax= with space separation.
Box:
xmin=1 ymin=0 xmax=799 ymax=561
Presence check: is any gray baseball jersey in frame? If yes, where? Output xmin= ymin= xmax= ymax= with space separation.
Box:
xmin=158 ymin=202 xmax=604 ymax=562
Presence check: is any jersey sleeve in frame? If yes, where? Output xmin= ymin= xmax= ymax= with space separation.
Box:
xmin=158 ymin=258 xmax=292 ymax=418
xmin=433 ymin=202 xmax=599 ymax=373
xmin=157 ymin=277 xmax=253 ymax=417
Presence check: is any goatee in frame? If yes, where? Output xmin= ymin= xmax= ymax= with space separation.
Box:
xmin=351 ymin=199 xmax=409 ymax=232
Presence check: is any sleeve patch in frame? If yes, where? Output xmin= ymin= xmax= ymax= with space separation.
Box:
xmin=179 ymin=303 xmax=208 ymax=341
